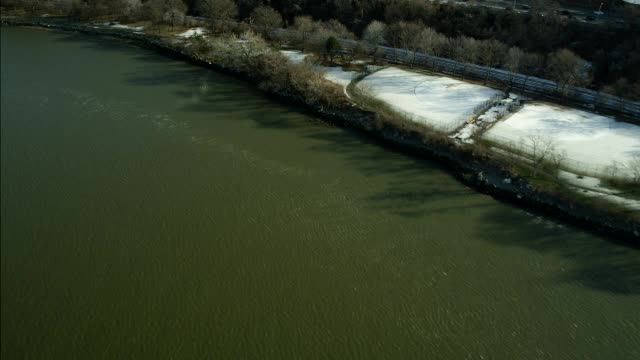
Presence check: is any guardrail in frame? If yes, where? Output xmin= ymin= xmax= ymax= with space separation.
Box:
xmin=246 ymin=21 xmax=640 ymax=120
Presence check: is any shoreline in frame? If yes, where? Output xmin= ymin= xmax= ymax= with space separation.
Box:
xmin=2 ymin=16 xmax=638 ymax=244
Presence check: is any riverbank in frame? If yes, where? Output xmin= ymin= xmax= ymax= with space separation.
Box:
xmin=2 ymin=16 xmax=638 ymax=243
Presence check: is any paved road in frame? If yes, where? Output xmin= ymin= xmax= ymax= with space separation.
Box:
xmin=447 ymin=0 xmax=626 ymax=26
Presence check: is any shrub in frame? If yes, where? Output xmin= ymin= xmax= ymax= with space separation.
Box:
xmin=230 ymin=21 xmax=252 ymax=36
xmin=189 ymin=34 xmax=211 ymax=55
xmin=253 ymin=52 xmax=348 ymax=109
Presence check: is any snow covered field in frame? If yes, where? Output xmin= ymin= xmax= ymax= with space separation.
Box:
xmin=483 ymin=103 xmax=640 ymax=178
xmin=320 ymin=67 xmax=357 ymax=88
xmin=280 ymin=50 xmax=308 ymax=64
xmin=356 ymin=67 xmax=503 ymax=132
xmin=280 ymin=51 xmax=358 ymax=95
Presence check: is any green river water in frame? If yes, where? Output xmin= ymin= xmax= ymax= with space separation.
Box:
xmin=1 ymin=27 xmax=639 ymax=359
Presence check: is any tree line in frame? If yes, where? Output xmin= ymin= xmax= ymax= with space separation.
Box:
xmin=3 ymin=0 xmax=638 ymax=99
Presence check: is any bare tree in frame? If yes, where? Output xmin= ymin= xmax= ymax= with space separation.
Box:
xmin=234 ymin=30 xmax=270 ymax=68
xmin=527 ymin=135 xmax=558 ymax=178
xmin=333 ymin=0 xmax=354 ymax=23
xmin=602 ymin=78 xmax=631 ymax=111
xmin=292 ymin=15 xmax=314 ymax=32
xmin=416 ymin=26 xmax=447 ymax=69
xmin=452 ymin=36 xmax=479 ymax=79
xmin=146 ymin=0 xmax=186 ymax=29
xmin=386 ymin=21 xmax=422 ymax=65
xmin=506 ymin=46 xmax=524 ymax=86
xmin=546 ymin=48 xmax=591 ymax=94
xmin=478 ymin=39 xmax=507 ymax=83
xmin=122 ymin=0 xmax=143 ymax=21
xmin=15 ymin=0 xmax=45 ymax=14
xmin=549 ymin=149 xmax=567 ymax=180
xmin=343 ymin=40 xmax=366 ymax=63
xmin=605 ymin=161 xmax=621 ymax=180
xmin=189 ymin=34 xmax=211 ymax=54
xmin=322 ymin=19 xmax=355 ymax=39
xmin=196 ymin=0 xmax=237 ymax=32
xmin=105 ymin=0 xmax=128 ymax=18
xmin=306 ymin=20 xmax=355 ymax=61
xmin=206 ymin=30 xmax=270 ymax=72
xmin=292 ymin=15 xmax=314 ymax=51
xmin=325 ymin=36 xmax=342 ymax=63
xmin=602 ymin=78 xmax=630 ymax=97
xmin=384 ymin=0 xmax=432 ymax=23
xmin=145 ymin=0 xmax=163 ymax=24
xmin=68 ymin=0 xmax=137 ymax=19
xmin=362 ymin=20 xmax=387 ymax=55
xmin=628 ymin=156 xmax=640 ymax=184
xmin=50 ymin=0 xmax=73 ymax=14
xmin=163 ymin=0 xmax=186 ymax=29
xmin=521 ymin=52 xmax=544 ymax=89
xmin=236 ymin=0 xmax=261 ymax=18
xmin=250 ymin=6 xmax=283 ymax=30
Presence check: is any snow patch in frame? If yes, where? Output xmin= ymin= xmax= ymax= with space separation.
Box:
xmin=279 ymin=51 xmax=359 ymax=97
xmin=452 ymin=123 xmax=480 ymax=143
xmin=557 ymin=170 xmax=639 ymax=211
xmin=561 ymin=178 xmax=640 ymax=210
xmin=111 ymin=24 xmax=144 ymax=31
xmin=177 ymin=28 xmax=207 ymax=38
xmin=318 ymin=66 xmax=357 ymax=87
xmin=280 ymin=50 xmax=308 ymax=64
xmin=318 ymin=66 xmax=359 ymax=99
xmin=98 ymin=22 xmax=144 ymax=32
xmin=356 ymin=67 xmax=503 ymax=132
xmin=558 ymin=171 xmax=603 ymax=190
xmin=483 ymin=103 xmax=640 ymax=179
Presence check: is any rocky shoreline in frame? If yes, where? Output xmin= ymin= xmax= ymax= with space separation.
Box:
xmin=2 ymin=16 xmax=638 ymax=244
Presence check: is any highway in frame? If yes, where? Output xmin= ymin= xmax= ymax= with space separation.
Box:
xmin=446 ymin=0 xmax=627 ymax=26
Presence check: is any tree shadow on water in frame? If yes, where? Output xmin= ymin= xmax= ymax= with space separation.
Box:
xmin=476 ymin=206 xmax=640 ymax=295
xmin=287 ymin=118 xmax=640 ymax=295
xmin=53 ymin=32 xmax=179 ymax=65
xmin=304 ymin=127 xmax=492 ymax=213
xmin=124 ymin=68 xmax=209 ymax=87
xmin=150 ymin=68 xmax=499 ymax=218
xmin=54 ymin=31 xmax=132 ymax=50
